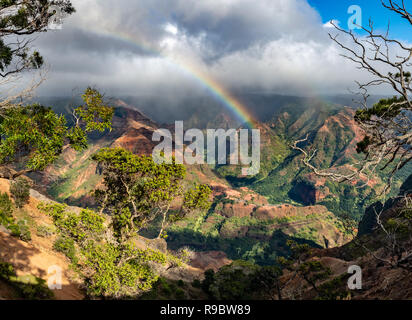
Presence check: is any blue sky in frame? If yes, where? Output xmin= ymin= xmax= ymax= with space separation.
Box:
xmin=308 ymin=0 xmax=412 ymax=40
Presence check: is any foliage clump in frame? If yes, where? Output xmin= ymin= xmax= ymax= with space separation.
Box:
xmin=0 ymin=1 xmax=75 ymax=78
xmin=36 ymin=224 xmax=55 ymax=238
xmin=0 ymin=88 xmax=113 ymax=177
xmin=38 ymin=196 xmax=198 ymax=298
xmin=15 ymin=219 xmax=31 ymax=242
xmin=0 ymin=192 xmax=31 ymax=241
xmin=10 ymin=178 xmax=30 ymax=208
xmin=38 ymin=146 xmax=212 ymax=298
xmin=53 ymin=235 xmax=77 ymax=264
xmin=0 ymin=261 xmax=53 ymax=300
xmin=0 ymin=191 xmax=14 ymax=227
xmin=92 ymin=147 xmax=212 ymax=241
xmin=200 ymin=260 xmax=282 ymax=300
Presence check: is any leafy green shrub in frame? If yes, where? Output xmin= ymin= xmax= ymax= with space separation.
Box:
xmin=192 ymin=279 xmax=201 ymax=288
xmin=139 ymin=277 xmax=190 ymax=300
xmin=160 ymin=278 xmax=172 ymax=296
xmin=37 ymin=203 xmax=66 ymax=221
xmin=53 ymin=235 xmax=77 ymax=263
xmin=175 ymin=288 xmax=186 ymax=299
xmin=38 ymin=192 xmax=190 ymax=298
xmin=0 ymin=192 xmax=14 ymax=227
xmin=8 ymin=223 xmax=21 ymax=237
xmin=200 ymin=261 xmax=281 ymax=300
xmin=79 ymin=209 xmax=105 ymax=233
xmin=36 ymin=224 xmax=55 ymax=238
xmin=16 ymin=220 xmax=31 ymax=242
xmin=317 ymin=274 xmax=351 ymax=300
xmin=80 ymin=242 xmax=164 ymax=298
xmin=0 ymin=193 xmax=32 ymax=242
xmin=12 ymin=275 xmax=54 ymax=300
xmin=10 ymin=178 xmax=31 ymax=208
xmin=5 ymin=219 xmax=32 ymax=242
xmin=0 ymin=262 xmax=53 ymax=299
xmin=39 ymin=204 xmax=105 ymax=241
xmin=0 ymin=262 xmax=15 ymax=280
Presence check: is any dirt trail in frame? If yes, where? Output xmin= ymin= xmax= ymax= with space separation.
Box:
xmin=0 ymin=178 xmax=84 ymax=300
xmin=0 ymin=231 xmax=84 ymax=300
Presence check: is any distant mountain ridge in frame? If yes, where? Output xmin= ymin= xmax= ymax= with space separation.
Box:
xmin=32 ymin=93 xmax=385 ymax=128
xmin=31 ymin=103 xmax=160 ymax=206
xmin=27 ymin=93 xmax=410 ymax=266
xmin=27 ymin=96 xmax=358 ymax=265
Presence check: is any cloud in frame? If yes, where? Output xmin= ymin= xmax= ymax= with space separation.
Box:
xmin=26 ymin=0 xmax=398 ymax=99
xmin=323 ymin=20 xmax=340 ymax=29
xmin=164 ymin=23 xmax=178 ymax=36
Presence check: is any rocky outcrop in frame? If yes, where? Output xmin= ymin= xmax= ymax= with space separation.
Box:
xmin=280 ymin=175 xmax=412 ymax=300
xmin=190 ymin=251 xmax=232 ymax=272
xmin=221 ymin=203 xmax=256 ymax=218
xmin=253 ymin=204 xmax=328 ymax=220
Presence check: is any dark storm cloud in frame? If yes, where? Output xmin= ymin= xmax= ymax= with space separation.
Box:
xmin=168 ymin=0 xmax=327 ymax=56
xmin=27 ymin=0 xmax=394 ymax=98
xmin=70 ymin=0 xmax=327 ymax=57
xmin=37 ymin=27 xmax=157 ymax=57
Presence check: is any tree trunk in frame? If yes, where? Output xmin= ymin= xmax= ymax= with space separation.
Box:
xmin=0 ymin=166 xmax=32 ymax=180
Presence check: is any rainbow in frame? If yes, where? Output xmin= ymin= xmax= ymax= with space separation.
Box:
xmin=94 ymin=29 xmax=256 ymax=128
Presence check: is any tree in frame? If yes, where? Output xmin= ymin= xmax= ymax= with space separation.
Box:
xmin=38 ymin=202 xmax=180 ymax=298
xmin=277 ymin=240 xmax=331 ymax=299
xmin=293 ymin=0 xmax=411 ymax=192
xmin=0 ymin=87 xmax=114 ymax=180
xmin=250 ymin=265 xmax=283 ymax=300
xmin=0 ymin=1 xmax=75 ymax=107
xmin=92 ymin=147 xmax=212 ymax=241
xmin=38 ymin=152 xmax=212 ymax=298
xmin=354 ymin=193 xmax=412 ymax=271
xmin=200 ymin=261 xmax=284 ymax=300
xmin=0 ymin=2 xmax=105 ymax=181
xmin=0 ymin=1 xmax=74 ymax=79
xmin=291 ymin=0 xmax=412 ymax=275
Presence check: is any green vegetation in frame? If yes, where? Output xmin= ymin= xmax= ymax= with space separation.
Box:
xmin=0 ymin=192 xmax=32 ymax=242
xmin=200 ymin=260 xmax=282 ymax=300
xmin=153 ymin=194 xmax=345 ymax=265
xmin=15 ymin=219 xmax=31 ymax=242
xmin=36 ymin=224 xmax=55 ymax=238
xmin=317 ymin=274 xmax=351 ymax=300
xmin=140 ymin=277 xmax=189 ymax=300
xmin=0 ymin=262 xmax=53 ymax=300
xmin=10 ymin=178 xmax=30 ymax=208
xmin=53 ymin=235 xmax=77 ymax=264
xmin=39 ymin=202 xmax=169 ymax=298
xmin=0 ymin=88 xmax=113 ymax=179
xmin=37 ymin=147 xmax=211 ymax=298
xmin=92 ymin=148 xmax=211 ymax=240
xmin=0 ymin=192 xmax=14 ymax=229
